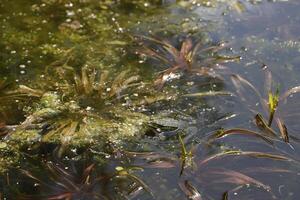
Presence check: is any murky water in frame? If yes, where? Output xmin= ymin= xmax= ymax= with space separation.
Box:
xmin=1 ymin=0 xmax=300 ymax=199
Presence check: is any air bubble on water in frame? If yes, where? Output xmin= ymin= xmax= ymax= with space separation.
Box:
xmin=20 ymin=70 xmax=26 ymax=74
xmin=65 ymin=2 xmax=73 ymax=8
xmin=86 ymin=106 xmax=92 ymax=111
xmin=71 ymin=148 xmax=77 ymax=153
xmin=66 ymin=10 xmax=75 ymax=16
xmin=89 ymin=13 xmax=96 ymax=19
xmin=19 ymin=64 xmax=26 ymax=69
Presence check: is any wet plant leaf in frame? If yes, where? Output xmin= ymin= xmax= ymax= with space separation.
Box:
xmin=280 ymin=86 xmax=300 ymax=102
xmin=255 ymin=113 xmax=277 ymax=137
xmin=276 ymin=118 xmax=289 ymax=143
xmin=145 ymin=158 xmax=176 ymax=168
xmin=136 ymin=35 xmax=238 ymax=89
xmin=222 ymin=191 xmax=228 ymax=200
xmin=183 ymin=91 xmax=234 ymax=98
xmin=199 ymin=150 xmax=293 ymax=166
xmin=178 ymin=134 xmax=194 ymax=175
xmin=268 ymin=88 xmax=279 ymax=126
xmin=208 ymin=168 xmax=271 ymax=191
xmin=231 ymin=74 xmax=262 ymax=103
xmin=210 ymin=128 xmax=274 ymax=145
xmin=179 ymin=180 xmax=202 ymax=200
xmin=115 ymin=166 xmax=153 ymax=197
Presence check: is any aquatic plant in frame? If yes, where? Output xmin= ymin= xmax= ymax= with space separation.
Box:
xmin=230 ymin=70 xmax=300 ymax=144
xmin=185 ymin=145 xmax=297 ymax=199
xmin=19 ymin=161 xmax=107 ymax=200
xmin=8 ymin=66 xmax=153 ymax=148
xmin=5 ymin=62 xmax=184 ymax=156
xmin=0 ymin=79 xmax=31 ymax=122
xmin=114 ymin=165 xmax=153 ymax=197
xmin=179 ymin=180 xmax=202 ymax=200
xmin=136 ymin=35 xmax=240 ymax=89
xmin=178 ymin=134 xmax=194 ymax=175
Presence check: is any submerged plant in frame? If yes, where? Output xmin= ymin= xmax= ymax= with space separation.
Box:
xmin=179 ymin=180 xmax=202 ymax=200
xmin=178 ymin=134 xmax=194 ymax=175
xmin=20 ymin=162 xmax=102 ymax=200
xmin=136 ymin=35 xmax=240 ymax=89
xmin=6 ymin=65 xmax=155 ymax=150
xmin=5 ymin=60 xmax=184 ymax=155
xmin=114 ymin=165 xmax=153 ymax=197
xmin=230 ymin=70 xmax=300 ymax=145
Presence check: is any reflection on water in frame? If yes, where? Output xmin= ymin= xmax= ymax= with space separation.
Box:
xmin=1 ymin=0 xmax=300 ymax=199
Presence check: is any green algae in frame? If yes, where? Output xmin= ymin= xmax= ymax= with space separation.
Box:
xmin=0 ymin=141 xmax=20 ymax=174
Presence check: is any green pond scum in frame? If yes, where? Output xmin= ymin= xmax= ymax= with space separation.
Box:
xmin=1 ymin=0 xmax=300 ymax=199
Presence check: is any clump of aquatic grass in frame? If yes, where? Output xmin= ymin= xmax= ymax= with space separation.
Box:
xmin=20 ymin=161 xmax=103 ymax=200
xmin=8 ymin=61 xmax=180 ymax=152
xmin=47 ymin=65 xmax=141 ymax=106
xmin=135 ymin=35 xmax=240 ymax=89
xmin=175 ymin=141 xmax=295 ymax=199
xmin=6 ymin=65 xmax=154 ymax=150
xmin=192 ymin=147 xmax=297 ymax=199
xmin=230 ymin=69 xmax=300 ymax=145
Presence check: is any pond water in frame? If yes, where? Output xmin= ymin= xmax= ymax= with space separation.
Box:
xmin=1 ymin=0 xmax=300 ymax=199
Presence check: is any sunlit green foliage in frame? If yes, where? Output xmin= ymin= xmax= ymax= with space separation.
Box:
xmin=267 ymin=88 xmax=279 ymax=126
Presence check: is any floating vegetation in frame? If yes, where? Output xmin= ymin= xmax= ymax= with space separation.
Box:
xmin=7 ymin=67 xmax=154 ymax=148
